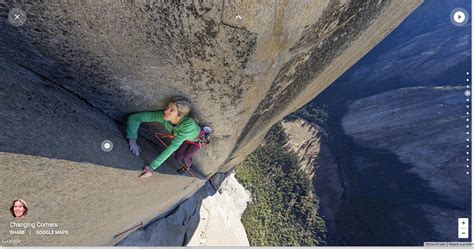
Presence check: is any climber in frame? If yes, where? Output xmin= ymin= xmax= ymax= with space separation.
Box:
xmin=126 ymin=97 xmax=202 ymax=178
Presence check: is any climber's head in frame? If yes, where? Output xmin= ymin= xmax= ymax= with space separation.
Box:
xmin=164 ymin=97 xmax=191 ymax=124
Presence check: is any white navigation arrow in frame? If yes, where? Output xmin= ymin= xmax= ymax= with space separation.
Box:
xmin=454 ymin=11 xmax=465 ymax=23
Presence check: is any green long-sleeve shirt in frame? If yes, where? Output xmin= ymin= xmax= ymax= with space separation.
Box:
xmin=126 ymin=111 xmax=201 ymax=171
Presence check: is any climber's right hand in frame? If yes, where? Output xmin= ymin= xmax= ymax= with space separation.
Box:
xmin=128 ymin=139 xmax=141 ymax=156
xmin=138 ymin=166 xmax=153 ymax=178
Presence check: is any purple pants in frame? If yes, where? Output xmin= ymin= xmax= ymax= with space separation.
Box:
xmin=174 ymin=142 xmax=200 ymax=167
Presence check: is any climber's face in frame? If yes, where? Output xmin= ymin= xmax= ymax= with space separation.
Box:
xmin=164 ymin=102 xmax=179 ymax=122
xmin=13 ymin=201 xmax=25 ymax=218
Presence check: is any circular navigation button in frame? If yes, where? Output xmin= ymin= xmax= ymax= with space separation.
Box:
xmin=101 ymin=140 xmax=114 ymax=152
xmin=454 ymin=11 xmax=465 ymax=23
xmin=451 ymin=8 xmax=469 ymax=26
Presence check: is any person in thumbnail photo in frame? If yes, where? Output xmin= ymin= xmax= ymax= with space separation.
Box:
xmin=9 ymin=199 xmax=28 ymax=219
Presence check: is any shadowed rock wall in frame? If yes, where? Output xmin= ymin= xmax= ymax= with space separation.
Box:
xmin=0 ymin=0 xmax=421 ymax=176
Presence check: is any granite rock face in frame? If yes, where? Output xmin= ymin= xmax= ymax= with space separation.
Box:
xmin=282 ymin=119 xmax=343 ymax=239
xmin=342 ymin=86 xmax=468 ymax=206
xmin=186 ymin=172 xmax=251 ymax=246
xmin=315 ymin=0 xmax=470 ymax=105
xmin=342 ymin=86 xmax=470 ymax=241
xmin=0 ymin=0 xmax=421 ymax=246
xmin=0 ymin=0 xmax=422 ymax=176
xmin=118 ymin=171 xmax=251 ymax=246
xmin=343 ymin=0 xmax=470 ymax=88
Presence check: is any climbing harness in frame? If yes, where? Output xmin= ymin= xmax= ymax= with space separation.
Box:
xmin=152 ymin=133 xmax=198 ymax=177
xmin=154 ymin=125 xmax=213 ymax=149
xmin=153 ymin=126 xmax=212 ymax=178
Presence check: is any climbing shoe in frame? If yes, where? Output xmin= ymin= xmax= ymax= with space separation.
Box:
xmin=177 ymin=166 xmax=188 ymax=175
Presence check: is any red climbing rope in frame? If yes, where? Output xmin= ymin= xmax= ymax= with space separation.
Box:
xmin=153 ymin=133 xmax=198 ymax=178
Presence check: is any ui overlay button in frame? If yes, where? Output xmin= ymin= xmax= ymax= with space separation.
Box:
xmin=8 ymin=8 xmax=27 ymax=27
xmin=458 ymin=218 xmax=469 ymax=239
xmin=451 ymin=8 xmax=469 ymax=27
